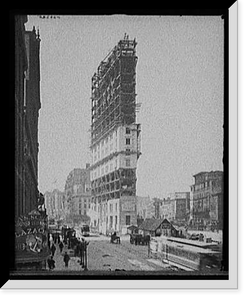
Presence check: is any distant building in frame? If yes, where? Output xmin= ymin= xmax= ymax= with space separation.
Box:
xmin=136 ymin=196 xmax=154 ymax=220
xmin=160 ymin=192 xmax=190 ymax=223
xmin=138 ymin=197 xmax=168 ymax=221
xmin=152 ymin=197 xmax=163 ymax=219
xmin=160 ymin=197 xmax=175 ymax=221
xmin=44 ymin=189 xmax=66 ymax=222
xmin=64 ymin=166 xmax=91 ymax=224
xmin=190 ymin=171 xmax=223 ymax=229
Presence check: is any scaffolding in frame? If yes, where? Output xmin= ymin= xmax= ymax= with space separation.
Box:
xmin=90 ymin=36 xmax=140 ymax=205
xmin=91 ymin=37 xmax=138 ymax=146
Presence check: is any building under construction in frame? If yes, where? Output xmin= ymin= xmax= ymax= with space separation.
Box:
xmin=89 ymin=35 xmax=141 ymax=235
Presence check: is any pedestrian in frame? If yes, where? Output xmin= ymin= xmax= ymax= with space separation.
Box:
xmin=47 ymin=256 xmax=52 ymax=270
xmin=63 ymin=251 xmax=70 ymax=267
xmin=51 ymin=243 xmax=56 ymax=256
xmin=49 ymin=234 xmax=53 ymax=247
xmin=59 ymin=241 xmax=64 ymax=253
xmin=76 ymin=240 xmax=80 ymax=257
xmin=47 ymin=233 xmax=51 ymax=249
xmin=51 ymin=256 xmax=55 ymax=270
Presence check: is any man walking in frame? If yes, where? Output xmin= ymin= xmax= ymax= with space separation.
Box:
xmin=51 ymin=243 xmax=56 ymax=257
xmin=63 ymin=251 xmax=70 ymax=268
xmin=47 ymin=255 xmax=55 ymax=270
xmin=59 ymin=241 xmax=64 ymax=253
xmin=47 ymin=256 xmax=52 ymax=271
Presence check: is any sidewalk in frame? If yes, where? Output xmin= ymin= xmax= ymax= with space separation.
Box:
xmin=48 ymin=243 xmax=84 ymax=271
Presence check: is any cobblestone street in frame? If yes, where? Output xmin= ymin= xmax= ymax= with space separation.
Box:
xmin=48 ymin=235 xmax=170 ymax=272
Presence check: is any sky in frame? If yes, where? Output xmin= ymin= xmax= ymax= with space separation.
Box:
xmin=26 ymin=14 xmax=224 ymax=198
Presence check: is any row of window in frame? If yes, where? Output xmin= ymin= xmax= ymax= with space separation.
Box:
xmin=79 ymin=203 xmax=91 ymax=209
xmin=91 ymin=155 xmax=133 ymax=181
xmin=92 ymin=127 xmax=131 ymax=154
xmin=109 ymin=215 xmax=131 ymax=226
xmin=109 ymin=202 xmax=118 ymax=213
xmin=192 ymin=181 xmax=215 ymax=192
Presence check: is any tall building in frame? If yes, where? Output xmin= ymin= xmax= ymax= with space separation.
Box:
xmin=14 ymin=17 xmax=48 ymax=270
xmin=15 ymin=17 xmax=41 ymax=218
xmin=64 ymin=166 xmax=91 ymax=225
xmin=190 ymin=171 xmax=223 ymax=230
xmin=22 ymin=26 xmax=41 ymax=215
xmin=90 ymin=36 xmax=141 ymax=235
xmin=15 ymin=15 xmax=28 ymax=219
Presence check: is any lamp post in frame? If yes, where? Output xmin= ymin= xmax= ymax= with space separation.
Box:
xmin=84 ymin=241 xmax=88 ymax=271
xmin=79 ymin=240 xmax=84 ymax=267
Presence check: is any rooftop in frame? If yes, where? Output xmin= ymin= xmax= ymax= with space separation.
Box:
xmin=138 ymin=218 xmax=173 ymax=231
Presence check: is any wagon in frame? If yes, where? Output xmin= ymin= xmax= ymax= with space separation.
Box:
xmin=110 ymin=233 xmax=121 ymax=244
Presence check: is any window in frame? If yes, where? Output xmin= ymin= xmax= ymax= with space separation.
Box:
xmin=126 ymin=138 xmax=130 ymax=145
xmin=126 ymin=128 xmax=130 ymax=134
xmin=126 ymin=158 xmax=131 ymax=167
xmin=126 ymin=215 xmax=131 ymax=225
xmin=125 ymin=149 xmax=130 ymax=155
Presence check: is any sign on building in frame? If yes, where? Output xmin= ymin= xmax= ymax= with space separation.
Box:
xmin=15 ymin=210 xmax=49 ymax=264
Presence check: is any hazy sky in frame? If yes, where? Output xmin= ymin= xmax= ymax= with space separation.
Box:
xmin=26 ymin=15 xmax=224 ymax=198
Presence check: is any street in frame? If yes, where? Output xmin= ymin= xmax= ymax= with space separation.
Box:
xmin=49 ymin=234 xmax=177 ymax=272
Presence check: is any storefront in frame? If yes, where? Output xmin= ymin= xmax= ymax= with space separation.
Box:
xmin=15 ymin=209 xmax=50 ymax=270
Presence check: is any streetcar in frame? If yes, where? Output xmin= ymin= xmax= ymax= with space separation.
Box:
xmin=149 ymin=236 xmax=222 ymax=272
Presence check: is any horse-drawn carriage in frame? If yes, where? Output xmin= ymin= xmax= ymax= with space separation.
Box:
xmin=130 ymin=233 xmax=150 ymax=245
xmin=110 ymin=232 xmax=121 ymax=244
